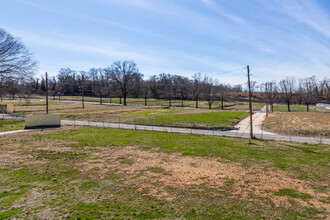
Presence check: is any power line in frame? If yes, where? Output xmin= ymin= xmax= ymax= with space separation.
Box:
xmin=214 ymin=67 xmax=246 ymax=76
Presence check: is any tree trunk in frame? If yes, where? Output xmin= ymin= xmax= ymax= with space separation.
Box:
xmin=221 ymin=100 xmax=224 ymax=110
xmin=181 ymin=99 xmax=184 ymax=107
xmin=145 ymin=97 xmax=147 ymax=106
xmin=195 ymin=99 xmax=198 ymax=108
xmin=100 ymin=96 xmax=103 ymax=105
xmin=169 ymin=99 xmax=171 ymax=107
xmin=271 ymin=103 xmax=273 ymax=112
xmin=287 ymin=102 xmax=291 ymax=112
xmin=209 ymin=103 xmax=212 ymax=109
xmin=307 ymin=104 xmax=309 ymax=112
xmin=119 ymin=97 xmax=122 ymax=104
xmin=124 ymin=96 xmax=127 ymax=106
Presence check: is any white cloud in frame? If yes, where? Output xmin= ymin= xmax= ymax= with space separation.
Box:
xmin=262 ymin=0 xmax=330 ymax=38
xmin=200 ymin=0 xmax=246 ymax=24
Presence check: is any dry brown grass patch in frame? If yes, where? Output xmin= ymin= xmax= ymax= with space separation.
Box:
xmin=264 ymin=112 xmax=330 ymax=137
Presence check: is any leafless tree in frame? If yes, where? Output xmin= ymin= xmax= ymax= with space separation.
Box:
xmin=319 ymin=78 xmax=330 ymax=103
xmin=142 ymin=80 xmax=150 ymax=106
xmin=261 ymin=81 xmax=276 ymax=114
xmin=202 ymin=75 xmax=215 ymax=109
xmin=0 ymin=28 xmax=37 ymax=79
xmin=218 ymin=84 xmax=230 ymax=110
xmin=278 ymin=77 xmax=296 ymax=112
xmin=89 ymin=68 xmax=107 ymax=104
xmin=192 ymin=73 xmax=202 ymax=108
xmin=108 ymin=61 xmax=142 ymax=106
xmin=159 ymin=73 xmax=174 ymax=107
xmin=297 ymin=76 xmax=320 ymax=111
xmin=57 ymin=68 xmax=79 ymax=95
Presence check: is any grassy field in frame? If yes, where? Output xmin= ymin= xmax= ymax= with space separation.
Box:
xmin=132 ymin=111 xmax=247 ymax=127
xmin=0 ymin=120 xmax=24 ymax=132
xmin=264 ymin=112 xmax=330 ymax=137
xmin=0 ymin=126 xmax=329 ymax=219
xmin=28 ymin=95 xmax=265 ymax=110
xmin=6 ymin=100 xmax=248 ymax=129
xmin=272 ymin=104 xmax=325 ymax=112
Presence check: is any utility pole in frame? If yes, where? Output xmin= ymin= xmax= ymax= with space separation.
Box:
xmin=81 ymin=74 xmax=85 ymax=109
xmin=270 ymin=82 xmax=274 ymax=112
xmin=46 ymin=72 xmax=49 ymax=114
xmin=265 ymin=83 xmax=269 ymax=117
xmin=247 ymin=65 xmax=253 ymax=139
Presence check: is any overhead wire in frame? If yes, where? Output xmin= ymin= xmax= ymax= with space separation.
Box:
xmin=213 ymin=67 xmax=246 ymax=76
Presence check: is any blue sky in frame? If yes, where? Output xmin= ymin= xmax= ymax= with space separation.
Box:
xmin=1 ymin=0 xmax=330 ymax=84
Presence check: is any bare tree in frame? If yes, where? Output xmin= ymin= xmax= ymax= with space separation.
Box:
xmin=278 ymin=77 xmax=296 ymax=112
xmin=89 ymin=68 xmax=107 ymax=104
xmin=159 ymin=73 xmax=174 ymax=107
xmin=57 ymin=68 xmax=79 ymax=95
xmin=261 ymin=81 xmax=276 ymax=114
xmin=218 ymin=84 xmax=230 ymax=110
xmin=143 ymin=80 xmax=150 ymax=106
xmin=297 ymin=76 xmax=319 ymax=111
xmin=108 ymin=61 xmax=142 ymax=106
xmin=192 ymin=73 xmax=202 ymax=108
xmin=0 ymin=28 xmax=37 ymax=79
xmin=202 ymin=75 xmax=215 ymax=109
xmin=323 ymin=78 xmax=330 ymax=103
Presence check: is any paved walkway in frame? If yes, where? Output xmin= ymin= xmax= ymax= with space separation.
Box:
xmin=0 ymin=130 xmax=28 ymax=136
xmin=231 ymin=106 xmax=275 ymax=136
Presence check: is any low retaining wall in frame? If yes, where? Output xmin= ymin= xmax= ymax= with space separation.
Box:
xmin=25 ymin=114 xmax=61 ymax=129
xmin=0 ymin=104 xmax=14 ymax=114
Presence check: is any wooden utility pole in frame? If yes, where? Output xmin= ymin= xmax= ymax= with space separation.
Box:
xmin=265 ymin=83 xmax=269 ymax=117
xmin=247 ymin=65 xmax=253 ymax=139
xmin=46 ymin=72 xmax=49 ymax=114
xmin=81 ymin=75 xmax=85 ymax=109
xmin=270 ymin=82 xmax=274 ymax=112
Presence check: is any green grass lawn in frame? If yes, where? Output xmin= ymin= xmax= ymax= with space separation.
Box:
xmin=60 ymin=105 xmax=248 ymax=129
xmin=273 ymin=105 xmax=321 ymax=112
xmin=0 ymin=127 xmax=328 ymax=219
xmin=134 ymin=111 xmax=248 ymax=127
xmin=0 ymin=120 xmax=24 ymax=132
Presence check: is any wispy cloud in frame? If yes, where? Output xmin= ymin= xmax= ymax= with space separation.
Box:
xmin=200 ymin=0 xmax=246 ymax=24
xmin=260 ymin=0 xmax=330 ymax=39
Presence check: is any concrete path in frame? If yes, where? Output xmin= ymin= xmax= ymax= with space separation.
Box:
xmin=232 ymin=106 xmax=275 ymax=136
xmin=0 ymin=130 xmax=28 ymax=136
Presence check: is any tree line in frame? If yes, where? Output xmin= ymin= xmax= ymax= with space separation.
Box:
xmin=1 ymin=27 xmax=329 ymax=111
xmin=15 ymin=62 xmax=243 ymax=109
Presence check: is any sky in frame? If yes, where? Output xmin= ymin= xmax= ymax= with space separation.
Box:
xmin=1 ymin=0 xmax=330 ymax=85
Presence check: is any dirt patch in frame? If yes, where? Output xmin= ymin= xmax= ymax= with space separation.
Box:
xmin=75 ymin=146 xmax=329 ymax=212
xmin=264 ymin=112 xmax=330 ymax=137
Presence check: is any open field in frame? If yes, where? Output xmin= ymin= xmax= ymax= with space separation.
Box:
xmin=264 ymin=112 xmax=330 ymax=138
xmin=0 ymin=126 xmax=329 ymax=219
xmin=28 ymin=95 xmax=265 ymax=111
xmin=6 ymin=100 xmax=248 ymax=129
